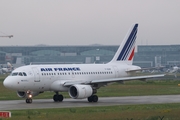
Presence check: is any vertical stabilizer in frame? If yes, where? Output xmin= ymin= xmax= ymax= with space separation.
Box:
xmin=109 ymin=24 xmax=138 ymax=65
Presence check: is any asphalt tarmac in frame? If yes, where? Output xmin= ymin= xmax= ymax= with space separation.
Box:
xmin=1 ymin=95 xmax=180 ymax=110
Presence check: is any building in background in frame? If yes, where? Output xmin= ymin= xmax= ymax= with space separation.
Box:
xmin=134 ymin=45 xmax=180 ymax=68
xmin=0 ymin=45 xmax=180 ymax=68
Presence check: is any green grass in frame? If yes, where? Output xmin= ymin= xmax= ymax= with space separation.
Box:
xmin=1 ymin=75 xmax=180 ymax=100
xmin=1 ymin=103 xmax=180 ymax=120
xmin=1 ymin=75 xmax=180 ymax=119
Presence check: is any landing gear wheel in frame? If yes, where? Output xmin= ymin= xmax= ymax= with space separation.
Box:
xmin=88 ymin=95 xmax=98 ymax=102
xmin=26 ymin=98 xmax=32 ymax=104
xmin=88 ymin=96 xmax=93 ymax=102
xmin=57 ymin=95 xmax=64 ymax=102
xmin=53 ymin=95 xmax=58 ymax=102
xmin=53 ymin=94 xmax=64 ymax=102
xmin=92 ymin=95 xmax=98 ymax=102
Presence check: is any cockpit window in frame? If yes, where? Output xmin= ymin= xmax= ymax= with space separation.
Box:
xmin=18 ymin=72 xmax=23 ymax=76
xmin=23 ymin=72 xmax=27 ymax=76
xmin=10 ymin=72 xmax=27 ymax=76
xmin=11 ymin=72 xmax=18 ymax=76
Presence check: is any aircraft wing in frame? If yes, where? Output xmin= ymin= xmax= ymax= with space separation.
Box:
xmin=63 ymin=74 xmax=165 ymax=86
xmin=90 ymin=74 xmax=165 ymax=84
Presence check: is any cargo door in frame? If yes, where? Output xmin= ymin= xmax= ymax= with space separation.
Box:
xmin=113 ymin=66 xmax=119 ymax=78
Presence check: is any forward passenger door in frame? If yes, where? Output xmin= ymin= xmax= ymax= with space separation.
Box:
xmin=32 ymin=67 xmax=40 ymax=82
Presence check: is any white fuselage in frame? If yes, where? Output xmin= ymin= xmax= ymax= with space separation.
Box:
xmin=4 ymin=63 xmax=140 ymax=92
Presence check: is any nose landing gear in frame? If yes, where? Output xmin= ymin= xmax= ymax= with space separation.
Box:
xmin=26 ymin=91 xmax=33 ymax=104
xmin=26 ymin=98 xmax=32 ymax=103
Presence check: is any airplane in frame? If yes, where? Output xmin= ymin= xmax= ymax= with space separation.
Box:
xmin=166 ymin=66 xmax=180 ymax=77
xmin=3 ymin=23 xmax=165 ymax=104
xmin=0 ymin=62 xmax=14 ymax=74
xmin=0 ymin=35 xmax=13 ymax=38
xmin=168 ymin=66 xmax=179 ymax=73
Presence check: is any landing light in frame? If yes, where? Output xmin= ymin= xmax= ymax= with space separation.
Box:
xmin=27 ymin=91 xmax=30 ymax=94
xmin=28 ymin=94 xmax=32 ymax=98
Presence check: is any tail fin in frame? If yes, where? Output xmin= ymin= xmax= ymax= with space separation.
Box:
xmin=109 ymin=23 xmax=138 ymax=65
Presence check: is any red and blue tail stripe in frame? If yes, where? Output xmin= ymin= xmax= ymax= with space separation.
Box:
xmin=117 ymin=24 xmax=138 ymax=61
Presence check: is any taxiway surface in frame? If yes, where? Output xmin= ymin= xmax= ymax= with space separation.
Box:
xmin=1 ymin=95 xmax=180 ymax=110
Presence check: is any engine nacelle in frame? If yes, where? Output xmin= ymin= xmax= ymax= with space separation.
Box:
xmin=69 ymin=85 xmax=93 ymax=99
xmin=17 ymin=91 xmax=40 ymax=98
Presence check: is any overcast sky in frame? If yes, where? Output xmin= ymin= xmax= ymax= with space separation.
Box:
xmin=0 ymin=0 xmax=180 ymax=46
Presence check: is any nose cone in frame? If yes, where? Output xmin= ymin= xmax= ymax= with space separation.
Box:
xmin=3 ymin=77 xmax=12 ymax=89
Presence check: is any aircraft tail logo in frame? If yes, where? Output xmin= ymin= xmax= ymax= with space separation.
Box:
xmin=109 ymin=24 xmax=138 ymax=65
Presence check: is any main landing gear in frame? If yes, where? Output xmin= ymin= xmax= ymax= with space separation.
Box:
xmin=53 ymin=92 xmax=64 ymax=102
xmin=87 ymin=95 xmax=98 ymax=102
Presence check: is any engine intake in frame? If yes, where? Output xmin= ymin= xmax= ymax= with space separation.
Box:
xmin=69 ymin=85 xmax=93 ymax=99
xmin=17 ymin=91 xmax=27 ymax=98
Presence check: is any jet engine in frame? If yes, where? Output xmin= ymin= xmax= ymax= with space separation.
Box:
xmin=17 ymin=91 xmax=40 ymax=98
xmin=69 ymin=85 xmax=93 ymax=99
